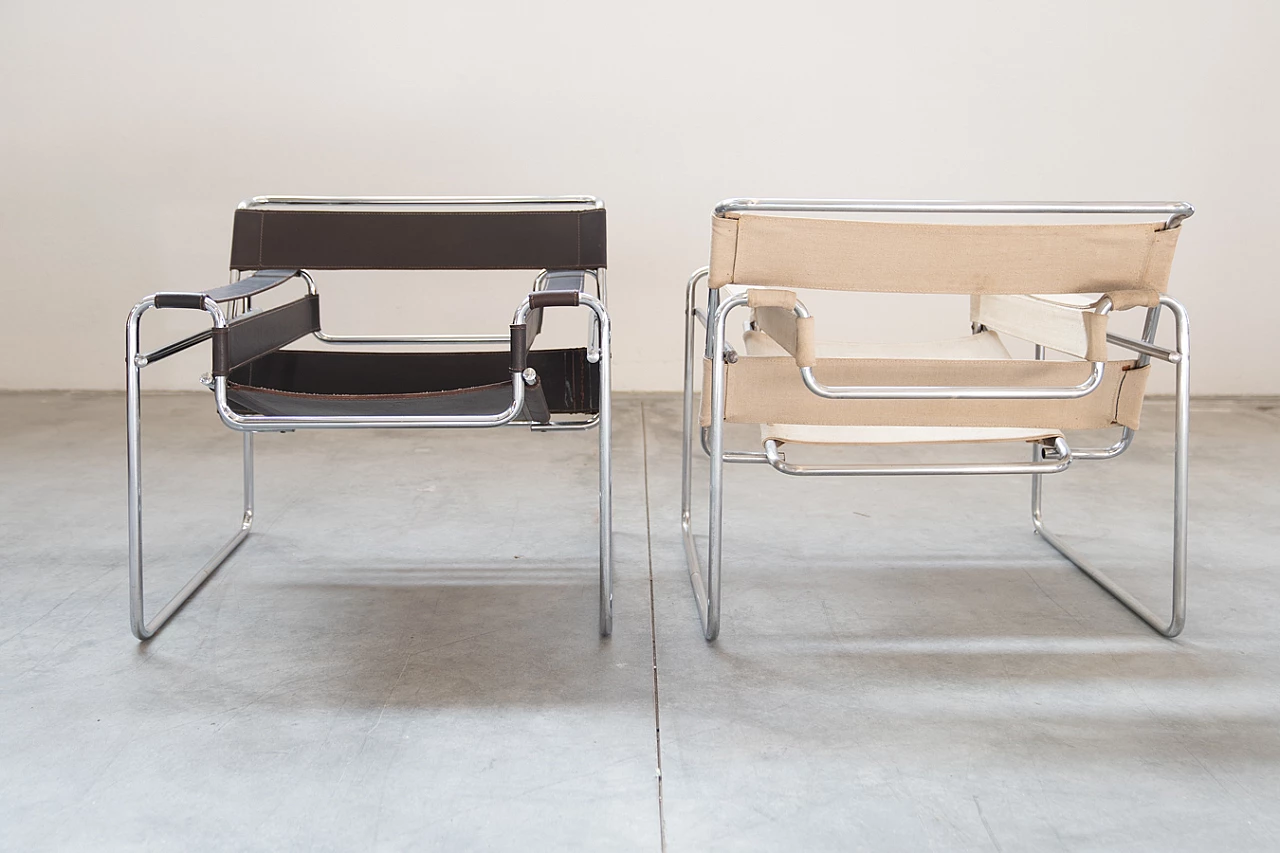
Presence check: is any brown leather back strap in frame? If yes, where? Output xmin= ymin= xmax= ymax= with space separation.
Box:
xmin=230 ymin=208 xmax=607 ymax=271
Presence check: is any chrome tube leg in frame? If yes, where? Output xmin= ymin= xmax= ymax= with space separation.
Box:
xmin=1030 ymin=345 xmax=1047 ymax=527
xmin=681 ymin=270 xmax=724 ymax=639
xmin=126 ymin=306 xmax=146 ymax=638
xmin=703 ymin=373 xmax=726 ymax=641
xmin=680 ymin=275 xmax=701 ymax=614
xmin=243 ymin=432 xmax=255 ymax=526
xmin=512 ymin=290 xmax=609 ymax=634
xmin=595 ymin=298 xmax=613 ymax=637
xmin=1169 ymin=299 xmax=1190 ymax=634
xmin=701 ymin=288 xmax=738 ymax=640
xmin=126 ymin=303 xmax=254 ymax=641
xmin=1032 ymin=299 xmax=1189 ymax=637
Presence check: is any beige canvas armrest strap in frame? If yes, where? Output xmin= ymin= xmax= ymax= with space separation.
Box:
xmin=744 ymin=288 xmax=816 ymax=368
xmin=972 ymin=294 xmax=1110 ymax=361
xmin=709 ymin=214 xmax=740 ymax=289
xmin=746 ymin=288 xmax=797 ymax=310
xmin=1103 ymin=289 xmax=1161 ymax=311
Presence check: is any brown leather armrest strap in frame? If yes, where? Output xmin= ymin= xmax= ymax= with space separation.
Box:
xmin=212 ymin=294 xmax=320 ymax=376
xmin=529 ymin=290 xmax=580 ymax=309
xmin=154 ymin=293 xmax=206 ymax=310
xmin=510 ymin=325 xmax=528 ymax=373
xmin=203 ymin=270 xmax=300 ymax=303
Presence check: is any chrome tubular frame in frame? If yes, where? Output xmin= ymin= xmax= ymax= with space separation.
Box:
xmin=127 ymin=196 xmax=612 ymax=639
xmin=683 ymin=199 xmax=1193 ymax=641
xmin=242 ymin=195 xmax=605 ymax=209
xmin=126 ymin=297 xmax=251 ymax=640
xmin=1032 ymin=295 xmax=1190 ymax=637
xmin=681 ymin=267 xmax=719 ymax=638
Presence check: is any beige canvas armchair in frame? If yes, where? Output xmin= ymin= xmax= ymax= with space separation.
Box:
xmin=681 ymin=199 xmax=1193 ymax=640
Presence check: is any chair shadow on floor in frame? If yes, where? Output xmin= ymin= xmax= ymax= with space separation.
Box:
xmin=676 ymin=540 xmax=1235 ymax=680
xmin=130 ymin=552 xmax=649 ymax=712
xmin=659 ymin=551 xmax=1280 ymax=770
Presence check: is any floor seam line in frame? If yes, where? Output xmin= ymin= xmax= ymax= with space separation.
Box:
xmin=641 ymin=401 xmax=667 ymax=852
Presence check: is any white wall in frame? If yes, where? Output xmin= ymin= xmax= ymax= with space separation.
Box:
xmin=1 ymin=1 xmax=1277 ymax=393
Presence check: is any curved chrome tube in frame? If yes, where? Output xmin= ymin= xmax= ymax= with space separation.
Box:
xmin=241 ymin=195 xmax=604 ymax=209
xmin=539 ymin=291 xmax=614 ymax=635
xmin=763 ymin=436 xmax=1072 ymax=477
xmin=127 ymin=297 xmax=247 ymax=640
xmin=713 ymin=290 xmax=1111 ymax=402
xmin=680 ymin=267 xmax=720 ymax=638
xmin=680 ymin=267 xmax=712 ymax=521
xmin=1032 ymin=294 xmax=1190 ymax=638
xmin=1070 ymin=428 xmax=1135 ymax=461
xmin=1070 ymin=300 xmax=1160 ymax=460
xmin=214 ymin=378 xmax=526 ymax=431
xmin=713 ymin=198 xmax=1194 ymax=229
xmin=799 ymin=361 xmax=1105 ymax=401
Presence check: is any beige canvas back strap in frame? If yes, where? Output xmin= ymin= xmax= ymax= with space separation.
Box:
xmin=710 ymin=213 xmax=1179 ymax=298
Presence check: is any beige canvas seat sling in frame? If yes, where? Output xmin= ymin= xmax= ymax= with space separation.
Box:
xmin=681 ymin=199 xmax=1193 ymax=640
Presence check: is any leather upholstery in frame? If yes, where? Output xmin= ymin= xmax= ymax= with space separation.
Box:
xmin=225 ymin=347 xmax=600 ymax=417
xmin=230 ymin=208 xmax=607 ymax=271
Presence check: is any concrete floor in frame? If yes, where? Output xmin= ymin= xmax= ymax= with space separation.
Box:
xmin=2 ymin=391 xmax=1279 ymax=851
